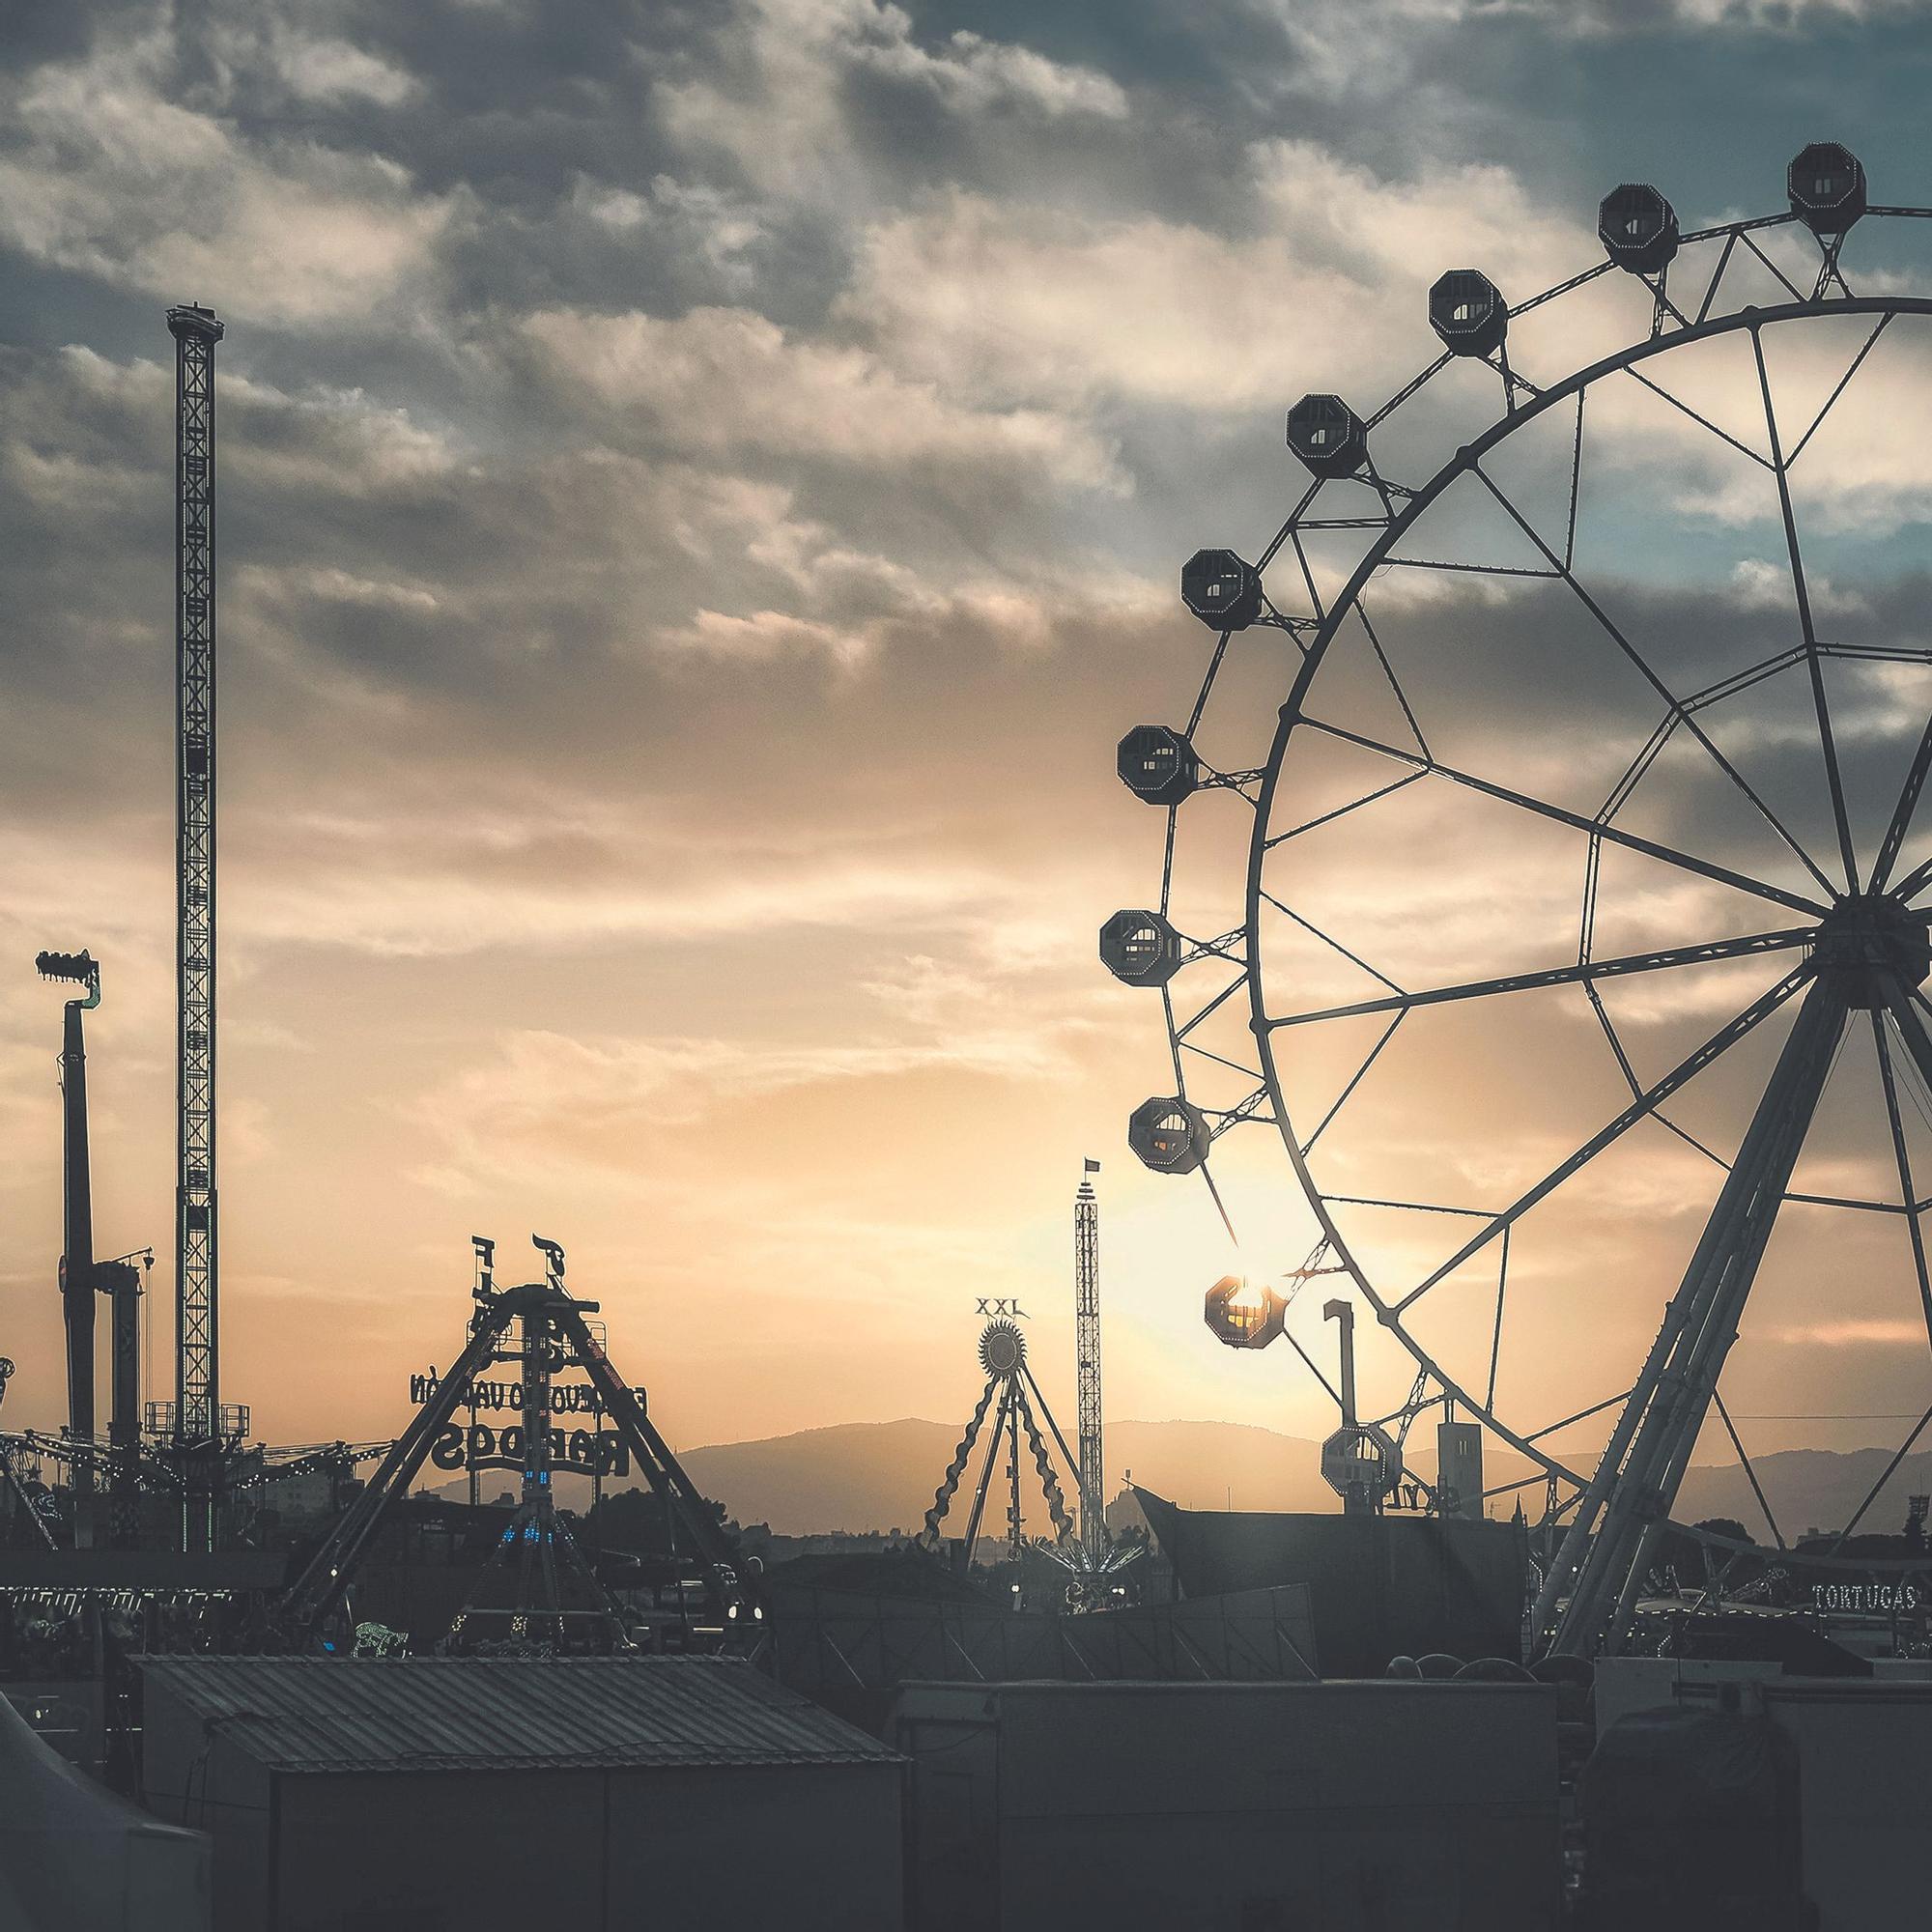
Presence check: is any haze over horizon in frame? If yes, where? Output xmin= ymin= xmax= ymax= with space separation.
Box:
xmin=525 ymin=1413 xmax=1932 ymax=1545
xmin=6 ymin=0 xmax=1932 ymax=1507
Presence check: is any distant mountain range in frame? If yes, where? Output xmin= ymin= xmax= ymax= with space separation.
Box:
xmin=437 ymin=1415 xmax=1932 ymax=1544
xmin=436 ymin=1417 xmax=1335 ymax=1526
xmin=1672 ymin=1447 xmax=1932 ymax=1543
xmin=677 ymin=1417 xmax=1339 ymax=1534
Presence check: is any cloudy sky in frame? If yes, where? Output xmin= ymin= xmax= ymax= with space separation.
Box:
xmin=5 ymin=0 xmax=1932 ymax=1498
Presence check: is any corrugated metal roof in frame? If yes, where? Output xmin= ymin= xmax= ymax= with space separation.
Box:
xmin=140 ymin=1656 xmax=901 ymax=1775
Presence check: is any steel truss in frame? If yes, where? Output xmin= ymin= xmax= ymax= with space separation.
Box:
xmin=1075 ymin=1172 xmax=1105 ymax=1564
xmin=166 ymin=303 xmax=224 ymax=1555
xmin=1119 ymin=162 xmax=1932 ymax=1652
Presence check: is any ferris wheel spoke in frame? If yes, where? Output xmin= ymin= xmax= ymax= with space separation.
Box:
xmin=1485 ymin=1225 xmax=1509 ymax=1410
xmin=1583 ymin=979 xmax=1731 ymax=1171
xmin=1354 ymin=603 xmax=1432 ymax=762
xmin=1868 ymin=712 xmax=1932 ymax=895
xmin=1786 ymin=1190 xmax=1911 ymax=1214
xmin=1391 ymin=962 xmax=1814 ymax=1316
xmin=1822 ymin=641 xmax=1932 ymax=668
xmin=1711 ymin=1389 xmax=1787 ymax=1551
xmin=1619 ymin=365 xmax=1775 ymax=471
xmin=1886 ymin=981 xmax=1932 ymax=1081
xmin=1544 ymin=972 xmax=1848 ymax=1650
xmin=1523 ymin=1387 xmax=1636 ymax=1446
xmin=1830 ymin=1397 xmax=1932 ymax=1553
xmin=1891 ymin=852 xmax=1932 ymax=904
xmin=1264 ymin=926 xmax=1814 ymax=1031
xmin=1472 ymin=465 xmax=1844 ymax=901
xmin=1784 ymin=312 xmax=1892 ymax=469
xmin=1295 ymin=714 xmax=1832 ymax=918
xmin=1259 ymin=888 xmax=1404 ymax=996
xmin=1868 ymin=1010 xmax=1932 ymax=1350
xmin=1265 ymin=769 xmax=1428 ymax=847
xmin=1299 ymin=1010 xmax=1406 ymax=1156
xmin=1737 ymin=229 xmax=1810 ymax=305
xmin=1751 ymin=327 xmax=1861 ymax=892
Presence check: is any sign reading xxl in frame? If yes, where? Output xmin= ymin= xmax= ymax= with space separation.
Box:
xmin=429 ymin=1421 xmax=631 ymax=1477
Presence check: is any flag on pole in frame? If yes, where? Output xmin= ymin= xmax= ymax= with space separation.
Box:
xmin=1084 ymin=1157 xmax=1101 ymax=1174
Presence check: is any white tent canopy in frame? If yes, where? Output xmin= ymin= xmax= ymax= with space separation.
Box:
xmin=0 ymin=1691 xmax=208 ymax=1932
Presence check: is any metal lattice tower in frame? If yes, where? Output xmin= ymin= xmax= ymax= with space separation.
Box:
xmin=168 ymin=302 xmax=223 ymax=1552
xmin=1074 ymin=1166 xmax=1104 ymax=1563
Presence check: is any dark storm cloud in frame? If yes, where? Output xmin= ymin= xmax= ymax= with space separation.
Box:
xmin=0 ymin=3 xmax=91 ymax=72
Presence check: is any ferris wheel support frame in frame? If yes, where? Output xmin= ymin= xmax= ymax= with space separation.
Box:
xmin=1248 ymin=299 xmax=1932 ymax=1655
xmin=1541 ymin=972 xmax=1849 ymax=1651
xmin=1252 ymin=294 xmax=1932 ymax=1515
xmin=1116 ymin=156 xmax=1932 ymax=1652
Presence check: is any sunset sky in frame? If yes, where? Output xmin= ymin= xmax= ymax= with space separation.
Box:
xmin=5 ymin=0 xmax=1932 ymax=1501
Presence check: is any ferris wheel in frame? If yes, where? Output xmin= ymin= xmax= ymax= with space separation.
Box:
xmin=1107 ymin=146 xmax=1932 ymax=1655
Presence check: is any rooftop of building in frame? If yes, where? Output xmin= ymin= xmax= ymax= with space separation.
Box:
xmin=140 ymin=1654 xmax=902 ymax=1775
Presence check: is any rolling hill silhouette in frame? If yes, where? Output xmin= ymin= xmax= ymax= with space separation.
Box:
xmin=438 ymin=1415 xmax=1932 ymax=1544
xmin=674 ymin=1417 xmax=1335 ymax=1534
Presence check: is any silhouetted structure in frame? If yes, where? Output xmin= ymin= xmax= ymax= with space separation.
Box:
xmin=1179 ymin=549 xmax=1263 ymax=631
xmin=1286 ymin=392 xmax=1368 ymax=477
xmin=1073 ymin=1164 xmax=1104 ymax=1565
xmin=1120 ymin=143 xmax=1932 ymax=1666
xmin=1097 ymin=909 xmax=1180 ymax=987
xmin=163 ymin=301 xmax=239 ymax=1557
xmin=0 ymin=1684 xmax=207 ymax=1928
xmin=771 ymin=1579 xmax=1316 ymax=1735
xmin=1114 ymin=724 xmax=1197 ymax=806
xmin=1136 ymin=1489 xmax=1526 ymax=1676
xmin=895 ymin=1678 xmax=1558 ymax=1930
xmin=143 ymin=1656 xmax=900 ymax=1932
xmin=921 ymin=1321 xmax=1082 ymax=1572
xmin=1598 ymin=183 xmax=1680 ymax=273
xmin=1583 ymin=1702 xmax=1807 ymax=1928
xmin=278 ymin=1238 xmax=753 ymax=1651
xmin=36 ymin=952 xmax=148 ymax=1553
xmin=36 ymin=951 xmax=99 ymax=1547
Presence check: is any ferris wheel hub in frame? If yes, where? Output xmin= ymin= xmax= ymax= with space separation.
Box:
xmin=1813 ymin=894 xmax=1932 ymax=1008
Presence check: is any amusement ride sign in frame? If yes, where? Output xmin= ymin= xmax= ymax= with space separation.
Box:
xmin=428 ymin=1423 xmax=629 ymax=1477
xmin=1811 ymin=1581 xmax=1924 ymax=1615
xmin=409 ymin=1369 xmax=648 ymax=1477
xmin=408 ymin=1373 xmax=639 ymax=1414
